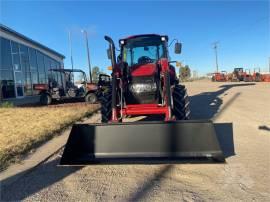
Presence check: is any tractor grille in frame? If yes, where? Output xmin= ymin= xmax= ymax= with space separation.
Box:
xmin=126 ymin=76 xmax=159 ymax=104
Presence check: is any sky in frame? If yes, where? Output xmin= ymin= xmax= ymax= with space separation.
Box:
xmin=1 ymin=0 xmax=269 ymax=76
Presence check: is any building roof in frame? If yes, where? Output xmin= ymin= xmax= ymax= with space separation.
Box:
xmin=0 ymin=24 xmax=65 ymax=59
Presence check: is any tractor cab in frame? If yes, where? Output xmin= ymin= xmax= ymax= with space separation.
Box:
xmin=108 ymin=34 xmax=181 ymax=104
xmin=233 ymin=67 xmax=244 ymax=81
xmin=97 ymin=74 xmax=111 ymax=87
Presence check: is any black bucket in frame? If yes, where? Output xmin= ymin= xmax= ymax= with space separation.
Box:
xmin=60 ymin=120 xmax=225 ymax=165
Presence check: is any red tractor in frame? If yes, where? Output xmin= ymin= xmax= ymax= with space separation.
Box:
xmin=211 ymin=71 xmax=227 ymax=82
xmin=60 ymin=34 xmax=224 ymax=164
xmin=231 ymin=67 xmax=245 ymax=81
xmin=101 ymin=35 xmax=189 ymax=122
xmin=243 ymin=69 xmax=253 ymax=82
xmin=252 ymin=68 xmax=262 ymax=82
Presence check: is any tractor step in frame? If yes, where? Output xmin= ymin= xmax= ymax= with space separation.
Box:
xmin=60 ymin=120 xmax=225 ymax=165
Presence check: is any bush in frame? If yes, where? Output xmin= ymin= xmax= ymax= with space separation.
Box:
xmin=0 ymin=101 xmax=14 ymax=108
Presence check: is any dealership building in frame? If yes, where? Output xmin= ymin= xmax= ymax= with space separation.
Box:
xmin=0 ymin=24 xmax=65 ymax=105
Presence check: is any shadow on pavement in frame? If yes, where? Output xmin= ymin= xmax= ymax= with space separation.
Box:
xmin=258 ymin=125 xmax=270 ymax=132
xmin=190 ymin=83 xmax=254 ymax=119
xmin=1 ymin=158 xmax=82 ymax=201
xmin=129 ymin=165 xmax=173 ymax=201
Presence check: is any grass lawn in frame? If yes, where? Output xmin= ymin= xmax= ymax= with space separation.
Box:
xmin=0 ymin=103 xmax=99 ymax=170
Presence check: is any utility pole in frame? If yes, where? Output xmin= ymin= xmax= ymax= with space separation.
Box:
xmin=269 ymin=57 xmax=270 ymax=73
xmin=68 ymin=31 xmax=74 ymax=71
xmin=213 ymin=42 xmax=219 ymax=73
xmin=81 ymin=30 xmax=92 ymax=83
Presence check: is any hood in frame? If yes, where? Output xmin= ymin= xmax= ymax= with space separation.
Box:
xmin=131 ymin=63 xmax=157 ymax=77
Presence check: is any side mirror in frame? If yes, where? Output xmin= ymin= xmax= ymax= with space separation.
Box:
xmin=174 ymin=42 xmax=182 ymax=54
xmin=107 ymin=48 xmax=111 ymax=59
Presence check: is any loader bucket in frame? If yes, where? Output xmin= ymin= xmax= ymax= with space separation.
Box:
xmin=60 ymin=120 xmax=225 ymax=165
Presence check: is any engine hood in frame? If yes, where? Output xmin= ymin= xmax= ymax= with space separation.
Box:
xmin=131 ymin=63 xmax=157 ymax=77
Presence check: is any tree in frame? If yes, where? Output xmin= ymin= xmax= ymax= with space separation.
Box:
xmin=91 ymin=66 xmax=100 ymax=82
xmin=179 ymin=65 xmax=191 ymax=81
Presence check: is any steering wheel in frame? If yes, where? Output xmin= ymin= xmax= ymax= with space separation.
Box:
xmin=137 ymin=56 xmax=153 ymax=64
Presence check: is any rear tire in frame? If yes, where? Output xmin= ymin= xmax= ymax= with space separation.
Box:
xmin=85 ymin=93 xmax=97 ymax=104
xmin=40 ymin=93 xmax=52 ymax=105
xmin=172 ymin=85 xmax=190 ymax=120
xmin=100 ymin=88 xmax=112 ymax=123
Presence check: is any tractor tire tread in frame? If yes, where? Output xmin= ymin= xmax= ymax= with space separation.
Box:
xmin=172 ymin=84 xmax=190 ymax=120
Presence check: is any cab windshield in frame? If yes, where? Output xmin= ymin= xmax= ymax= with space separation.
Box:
xmin=122 ymin=36 xmax=166 ymax=66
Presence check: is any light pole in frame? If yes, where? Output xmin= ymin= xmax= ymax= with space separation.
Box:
xmin=269 ymin=57 xmax=270 ymax=73
xmin=213 ymin=42 xmax=219 ymax=73
xmin=68 ymin=31 xmax=74 ymax=71
xmin=81 ymin=30 xmax=92 ymax=83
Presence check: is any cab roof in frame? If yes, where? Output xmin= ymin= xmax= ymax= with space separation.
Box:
xmin=119 ymin=34 xmax=168 ymax=44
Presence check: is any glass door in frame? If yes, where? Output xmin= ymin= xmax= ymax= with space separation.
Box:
xmin=14 ymin=71 xmax=24 ymax=97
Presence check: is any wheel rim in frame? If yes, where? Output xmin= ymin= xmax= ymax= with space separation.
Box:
xmin=88 ymin=94 xmax=96 ymax=103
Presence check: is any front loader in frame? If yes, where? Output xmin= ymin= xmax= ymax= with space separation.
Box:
xmin=60 ymin=34 xmax=224 ymax=165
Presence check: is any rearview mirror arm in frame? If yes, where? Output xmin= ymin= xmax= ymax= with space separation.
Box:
xmin=169 ymin=39 xmax=178 ymax=47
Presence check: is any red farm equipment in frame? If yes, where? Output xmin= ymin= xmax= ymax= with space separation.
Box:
xmin=261 ymin=73 xmax=270 ymax=82
xmin=243 ymin=69 xmax=253 ymax=82
xmin=211 ymin=71 xmax=228 ymax=82
xmin=252 ymin=68 xmax=262 ymax=82
xmin=231 ymin=68 xmax=245 ymax=81
xmin=34 ymin=69 xmax=111 ymax=105
xmin=60 ymin=34 xmax=224 ymax=165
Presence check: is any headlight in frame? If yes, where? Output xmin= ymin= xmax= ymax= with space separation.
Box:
xmin=129 ymin=83 xmax=157 ymax=93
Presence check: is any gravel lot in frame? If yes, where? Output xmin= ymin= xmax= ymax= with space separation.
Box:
xmin=1 ymin=81 xmax=270 ymax=201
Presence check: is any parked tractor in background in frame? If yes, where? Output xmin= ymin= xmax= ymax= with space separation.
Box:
xmin=243 ymin=69 xmax=253 ymax=82
xmin=211 ymin=71 xmax=228 ymax=82
xmin=34 ymin=69 xmax=111 ymax=105
xmin=261 ymin=73 xmax=270 ymax=82
xmin=231 ymin=67 xmax=244 ymax=81
xmin=252 ymin=68 xmax=262 ymax=82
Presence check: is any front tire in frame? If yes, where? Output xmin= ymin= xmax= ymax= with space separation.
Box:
xmin=100 ymin=89 xmax=112 ymax=123
xmin=40 ymin=93 xmax=52 ymax=105
xmin=172 ymin=85 xmax=190 ymax=120
xmin=85 ymin=93 xmax=98 ymax=104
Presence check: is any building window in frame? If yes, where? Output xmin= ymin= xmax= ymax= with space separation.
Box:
xmin=29 ymin=48 xmax=37 ymax=71
xmin=44 ymin=56 xmax=51 ymax=77
xmin=24 ymin=72 xmax=32 ymax=96
xmin=29 ymin=48 xmax=38 ymax=95
xmin=37 ymin=51 xmax=46 ymax=84
xmin=0 ymin=37 xmax=13 ymax=70
xmin=0 ymin=35 xmax=63 ymax=100
xmin=19 ymin=44 xmax=32 ymax=96
xmin=11 ymin=41 xmax=21 ymax=71
xmin=14 ymin=71 xmax=24 ymax=97
xmin=19 ymin=44 xmax=30 ymax=73
xmin=0 ymin=70 xmax=15 ymax=98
